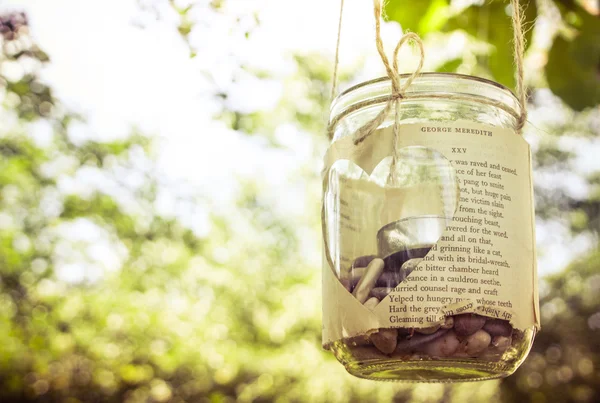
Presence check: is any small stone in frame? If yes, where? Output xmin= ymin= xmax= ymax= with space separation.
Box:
xmin=395 ymin=329 xmax=449 ymax=353
xmin=352 ymin=258 xmax=385 ymax=303
xmin=462 ymin=330 xmax=492 ymax=356
xmin=370 ymin=328 xmax=398 ymax=354
xmin=454 ymin=313 xmax=487 ymax=337
xmin=491 ymin=335 xmax=511 ymax=352
xmin=420 ymin=330 xmax=460 ymax=357
xmin=483 ymin=319 xmax=513 ymax=337
xmin=352 ymin=255 xmax=377 ymax=269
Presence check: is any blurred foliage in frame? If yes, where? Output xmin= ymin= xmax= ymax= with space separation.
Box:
xmin=501 ymin=249 xmax=600 ymax=402
xmin=384 ymin=0 xmax=450 ymax=36
xmin=0 ymin=1 xmax=598 ymax=402
xmin=546 ymin=1 xmax=600 ymax=110
xmin=443 ymin=0 xmax=537 ymax=90
xmin=385 ymin=0 xmax=600 ymax=109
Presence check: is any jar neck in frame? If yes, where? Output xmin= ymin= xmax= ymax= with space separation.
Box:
xmin=330 ymin=73 xmax=521 ymax=141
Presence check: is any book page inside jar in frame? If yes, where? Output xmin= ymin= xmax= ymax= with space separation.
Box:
xmin=322 ymin=121 xmax=540 ymax=347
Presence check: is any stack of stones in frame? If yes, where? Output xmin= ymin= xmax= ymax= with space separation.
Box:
xmin=340 ymin=255 xmax=517 ymax=359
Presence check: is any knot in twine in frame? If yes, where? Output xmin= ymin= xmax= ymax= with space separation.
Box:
xmin=322 ymin=0 xmax=529 ymax=272
xmin=356 ymin=0 xmax=425 ymax=184
xmin=353 ymin=29 xmax=424 ymax=147
xmin=328 ymin=0 xmax=425 ymax=148
xmin=328 ymin=0 xmax=528 ymax=147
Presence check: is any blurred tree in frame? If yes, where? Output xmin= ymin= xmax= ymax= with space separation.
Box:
xmin=500 ymin=249 xmax=600 ymax=402
xmin=384 ymin=0 xmax=600 ymax=109
xmin=0 ymin=0 xmax=599 ymax=402
xmin=0 ymin=12 xmax=244 ymax=402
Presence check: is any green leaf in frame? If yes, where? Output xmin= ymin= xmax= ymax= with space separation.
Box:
xmin=443 ymin=0 xmax=537 ymax=90
xmin=546 ymin=32 xmax=600 ymax=111
xmin=384 ymin=0 xmax=449 ymax=35
xmin=545 ymin=3 xmax=600 ymax=110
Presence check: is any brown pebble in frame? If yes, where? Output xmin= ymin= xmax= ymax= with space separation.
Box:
xmin=491 ymin=335 xmax=511 ymax=352
xmin=462 ymin=329 xmax=491 ymax=356
xmin=415 ymin=325 xmax=440 ymax=335
xmin=352 ymin=255 xmax=377 ymax=270
xmin=352 ymin=258 xmax=385 ymax=303
xmin=370 ymin=328 xmax=398 ymax=354
xmin=483 ymin=319 xmax=513 ymax=337
xmin=454 ymin=314 xmax=487 ymax=337
xmin=395 ymin=329 xmax=449 ymax=353
xmin=420 ymin=330 xmax=460 ymax=357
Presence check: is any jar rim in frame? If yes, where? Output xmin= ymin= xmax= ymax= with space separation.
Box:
xmin=330 ymin=73 xmax=522 ymax=130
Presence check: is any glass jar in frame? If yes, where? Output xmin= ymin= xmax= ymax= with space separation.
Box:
xmin=322 ymin=73 xmax=538 ymax=382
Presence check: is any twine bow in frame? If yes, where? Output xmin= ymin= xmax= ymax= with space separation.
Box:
xmin=323 ymin=0 xmax=529 ymax=270
xmin=328 ymin=0 xmax=528 ymax=144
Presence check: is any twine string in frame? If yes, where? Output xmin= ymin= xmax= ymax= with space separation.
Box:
xmin=328 ymin=0 xmax=528 ymax=140
xmin=511 ymin=0 xmax=528 ymax=131
xmin=330 ymin=0 xmax=345 ymax=104
xmin=323 ymin=0 xmax=529 ymax=271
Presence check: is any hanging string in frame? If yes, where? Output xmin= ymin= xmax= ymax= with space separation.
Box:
xmin=511 ymin=0 xmax=528 ymax=132
xmin=323 ymin=0 xmax=529 ymax=272
xmin=330 ymin=0 xmax=345 ymax=104
xmin=328 ymin=0 xmax=529 ymax=142
xmin=328 ymin=0 xmax=424 ymax=147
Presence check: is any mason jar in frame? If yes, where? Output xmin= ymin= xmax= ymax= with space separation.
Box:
xmin=322 ymin=73 xmax=539 ymax=382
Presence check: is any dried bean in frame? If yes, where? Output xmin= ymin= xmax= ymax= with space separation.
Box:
xmin=352 ymin=258 xmax=385 ymax=303
xmin=420 ymin=330 xmax=460 ymax=357
xmin=461 ymin=330 xmax=491 ymax=356
xmin=370 ymin=328 xmax=398 ymax=354
xmin=483 ymin=319 xmax=513 ymax=337
xmin=395 ymin=328 xmax=449 ymax=353
xmin=454 ymin=313 xmax=487 ymax=337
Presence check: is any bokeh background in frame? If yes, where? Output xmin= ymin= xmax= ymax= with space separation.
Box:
xmin=0 ymin=0 xmax=598 ymax=402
